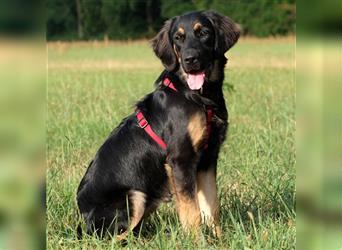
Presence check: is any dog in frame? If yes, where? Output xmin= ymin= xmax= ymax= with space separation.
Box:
xmin=76 ymin=10 xmax=240 ymax=239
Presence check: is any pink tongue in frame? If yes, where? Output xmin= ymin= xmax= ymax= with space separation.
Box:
xmin=187 ymin=72 xmax=205 ymax=90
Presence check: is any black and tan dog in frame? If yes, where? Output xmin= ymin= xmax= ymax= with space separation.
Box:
xmin=76 ymin=10 xmax=240 ymax=239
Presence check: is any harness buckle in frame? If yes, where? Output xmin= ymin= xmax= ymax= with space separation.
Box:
xmin=163 ymin=78 xmax=171 ymax=87
xmin=138 ymin=117 xmax=148 ymax=128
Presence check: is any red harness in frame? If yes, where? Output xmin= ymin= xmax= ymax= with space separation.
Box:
xmin=136 ymin=78 xmax=213 ymax=150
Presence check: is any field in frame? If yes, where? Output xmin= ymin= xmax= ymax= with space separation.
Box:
xmin=47 ymin=37 xmax=295 ymax=249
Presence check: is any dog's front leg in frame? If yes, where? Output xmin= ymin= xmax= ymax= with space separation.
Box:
xmin=197 ymin=168 xmax=221 ymax=238
xmin=165 ymin=111 xmax=207 ymax=233
xmin=165 ymin=162 xmax=201 ymax=233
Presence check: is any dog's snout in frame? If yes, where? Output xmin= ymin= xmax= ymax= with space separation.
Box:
xmin=184 ymin=55 xmax=198 ymax=65
xmin=183 ymin=49 xmax=200 ymax=66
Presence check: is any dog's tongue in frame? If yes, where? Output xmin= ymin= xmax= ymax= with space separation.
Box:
xmin=187 ymin=72 xmax=205 ymax=90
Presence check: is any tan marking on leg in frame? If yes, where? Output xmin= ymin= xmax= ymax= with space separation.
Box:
xmin=177 ymin=193 xmax=201 ymax=232
xmin=193 ymin=22 xmax=202 ymax=31
xmin=166 ymin=164 xmax=200 ymax=233
xmin=187 ymin=112 xmax=206 ymax=151
xmin=116 ymin=190 xmax=146 ymax=241
xmin=197 ymin=169 xmax=222 ymax=237
xmin=161 ymin=164 xmax=174 ymax=203
xmin=165 ymin=164 xmax=176 ymax=195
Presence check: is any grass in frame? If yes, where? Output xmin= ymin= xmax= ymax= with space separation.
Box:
xmin=47 ymin=37 xmax=295 ymax=249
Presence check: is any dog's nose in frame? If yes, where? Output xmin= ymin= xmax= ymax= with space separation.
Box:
xmin=184 ymin=55 xmax=198 ymax=65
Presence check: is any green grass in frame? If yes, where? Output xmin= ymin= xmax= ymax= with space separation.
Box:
xmin=47 ymin=37 xmax=295 ymax=249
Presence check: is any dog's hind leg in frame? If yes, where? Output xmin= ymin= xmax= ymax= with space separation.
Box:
xmin=116 ymin=190 xmax=146 ymax=241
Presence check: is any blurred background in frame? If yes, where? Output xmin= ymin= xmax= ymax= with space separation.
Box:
xmin=46 ymin=0 xmax=295 ymax=40
xmin=0 ymin=0 xmax=341 ymax=249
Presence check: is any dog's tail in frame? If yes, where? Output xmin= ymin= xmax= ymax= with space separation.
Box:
xmin=77 ymin=223 xmax=83 ymax=239
xmin=76 ymin=159 xmax=95 ymax=239
xmin=75 ymin=207 xmax=86 ymax=239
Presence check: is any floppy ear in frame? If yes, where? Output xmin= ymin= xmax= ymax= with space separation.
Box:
xmin=151 ymin=18 xmax=177 ymax=71
xmin=203 ymin=11 xmax=241 ymax=55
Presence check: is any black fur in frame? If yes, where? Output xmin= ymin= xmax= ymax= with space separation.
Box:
xmin=77 ymin=10 xmax=240 ymax=237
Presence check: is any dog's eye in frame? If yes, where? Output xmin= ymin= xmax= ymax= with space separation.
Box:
xmin=199 ymin=30 xmax=209 ymax=37
xmin=174 ymin=34 xmax=184 ymax=41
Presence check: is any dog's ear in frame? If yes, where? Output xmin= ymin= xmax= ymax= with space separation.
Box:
xmin=151 ymin=18 xmax=177 ymax=71
xmin=203 ymin=10 xmax=240 ymax=55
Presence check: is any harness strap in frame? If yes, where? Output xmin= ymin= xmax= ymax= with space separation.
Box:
xmin=136 ymin=77 xmax=213 ymax=150
xmin=136 ymin=110 xmax=167 ymax=150
xmin=163 ymin=77 xmax=177 ymax=91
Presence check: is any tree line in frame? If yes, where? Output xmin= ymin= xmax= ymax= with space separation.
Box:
xmin=47 ymin=0 xmax=295 ymax=40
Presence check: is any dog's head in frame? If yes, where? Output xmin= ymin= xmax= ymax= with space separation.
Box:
xmin=152 ymin=10 xmax=240 ymax=90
